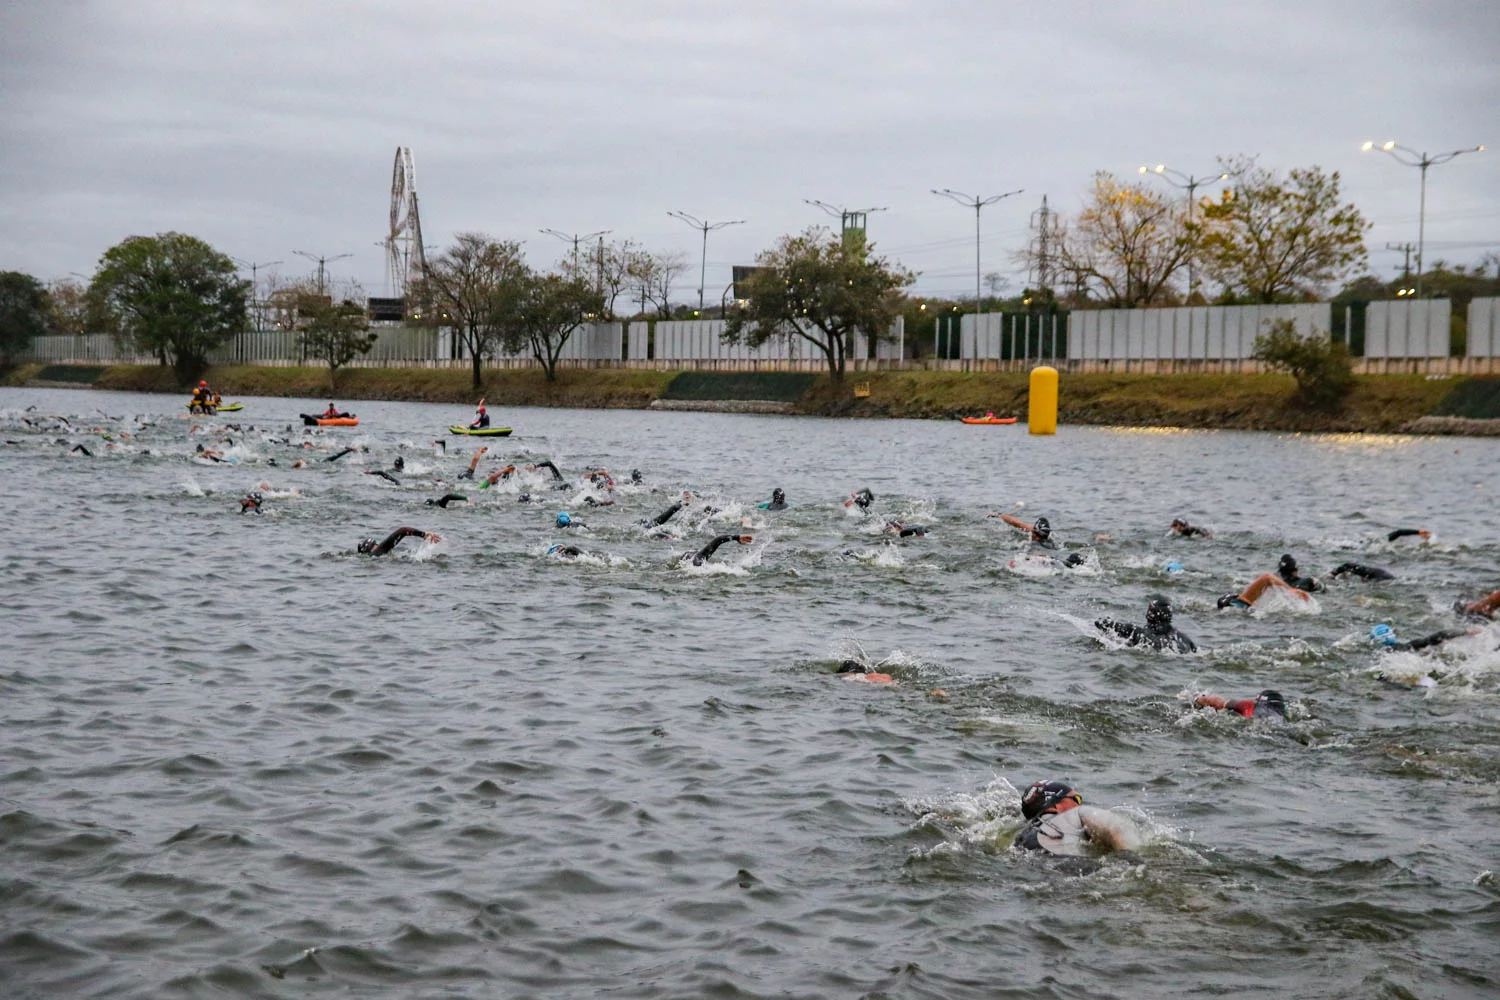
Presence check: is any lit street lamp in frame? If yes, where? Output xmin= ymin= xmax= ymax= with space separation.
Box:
xmin=1361 ymin=139 xmax=1485 ymax=297
xmin=1138 ymin=163 xmax=1228 ymax=297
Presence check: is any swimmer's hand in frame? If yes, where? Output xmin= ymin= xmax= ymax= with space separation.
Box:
xmin=424 ymin=532 xmax=441 ymax=543
xmin=737 ymin=535 xmax=753 ymax=544
xmin=1077 ymin=805 xmax=1142 ymax=852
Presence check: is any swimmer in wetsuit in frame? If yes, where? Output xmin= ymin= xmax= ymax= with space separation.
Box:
xmin=478 ymin=464 xmax=516 ymax=489
xmin=457 ymin=446 xmax=488 ymax=480
xmin=883 ymin=521 xmax=927 ymax=538
xmin=70 ymin=443 xmax=93 ymax=456
xmin=643 ymin=500 xmax=685 ymax=529
xmin=426 ymin=493 xmax=471 ymax=508
xmin=1454 ymin=588 xmax=1500 ymax=620
xmin=326 ymin=447 xmax=358 ymax=463
xmin=555 ymin=511 xmax=585 ymax=529
xmin=239 ymin=492 xmax=264 ymax=514
xmin=845 ymin=487 xmax=875 ymax=511
xmin=1216 ymin=573 xmax=1311 ymax=609
xmin=1194 ymin=689 xmax=1286 ymax=719
xmin=1095 ymin=596 xmax=1196 ymax=652
xmin=529 ymin=460 xmax=564 ymax=481
xmin=366 ymin=469 xmax=401 ymax=484
xmin=1170 ymin=518 xmax=1213 ymax=539
xmin=1368 ymin=623 xmax=1474 ymax=653
xmin=356 ymin=526 xmax=439 ymax=555
xmin=546 ymin=543 xmax=583 ymax=560
xmin=1329 ymin=561 xmax=1394 ymax=582
xmin=837 ymin=660 xmax=895 ymax=685
xmin=998 ymin=513 xmax=1058 ymax=549
xmin=688 ymin=533 xmax=752 ymax=566
xmin=1012 ymin=781 xmax=1141 ymax=854
xmin=758 ymin=488 xmax=788 ymax=511
xmin=1387 ymin=528 xmax=1431 ymax=542
xmin=1276 ymin=554 xmax=1324 ymax=592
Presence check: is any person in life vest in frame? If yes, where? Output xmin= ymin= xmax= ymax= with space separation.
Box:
xmin=469 ymin=399 xmax=490 ymax=430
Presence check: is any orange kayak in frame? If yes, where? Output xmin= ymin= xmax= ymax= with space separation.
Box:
xmin=960 ymin=414 xmax=1017 ymax=425
xmin=316 ymin=417 xmax=359 ymax=427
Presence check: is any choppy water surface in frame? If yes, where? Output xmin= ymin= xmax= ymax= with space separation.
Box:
xmin=2 ymin=387 xmax=1499 ymax=999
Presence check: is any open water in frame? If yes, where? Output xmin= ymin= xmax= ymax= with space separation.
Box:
xmin=2 ymin=387 xmax=1498 ymax=999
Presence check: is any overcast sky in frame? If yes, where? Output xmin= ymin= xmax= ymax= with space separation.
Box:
xmin=2 ymin=0 xmax=1496 ymax=303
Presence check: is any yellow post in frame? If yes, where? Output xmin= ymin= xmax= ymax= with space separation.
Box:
xmin=1028 ymin=365 xmax=1058 ymax=435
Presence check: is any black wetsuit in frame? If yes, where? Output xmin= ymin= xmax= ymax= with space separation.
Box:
xmin=360 ymin=527 xmax=428 ymax=556
xmin=366 ymin=470 xmax=400 ymax=484
xmin=849 ymin=488 xmax=874 ymax=510
xmin=71 ymin=444 xmax=92 ymax=456
xmin=1330 ymin=562 xmax=1394 ymax=582
xmin=1174 ymin=524 xmax=1211 ymax=538
xmin=1387 ymin=528 xmax=1425 ymax=542
xmin=426 ymin=493 xmax=469 ymax=508
xmin=762 ymin=499 xmax=788 ymax=511
xmin=1278 ymin=568 xmax=1324 ymax=592
xmin=645 ymin=502 xmax=683 ymax=528
xmin=1384 ymin=628 xmax=1471 ymax=652
xmin=1095 ymin=617 xmax=1197 ymax=653
xmin=690 ymin=534 xmax=742 ymax=566
xmin=327 ymin=448 xmax=357 ymax=463
xmin=532 ymin=460 xmax=564 ymax=481
xmin=887 ymin=522 xmax=927 ymax=537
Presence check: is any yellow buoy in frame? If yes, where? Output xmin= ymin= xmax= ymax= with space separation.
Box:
xmin=1028 ymin=366 xmax=1057 ymax=435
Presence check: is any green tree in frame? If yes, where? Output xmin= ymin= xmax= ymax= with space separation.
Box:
xmin=414 ymin=233 xmax=527 ymax=390
xmin=0 ymin=271 xmax=51 ymax=365
xmin=1199 ymin=158 xmax=1369 ymax=303
xmin=722 ymin=227 xmax=914 ymax=381
xmin=1252 ymin=318 xmax=1353 ymax=410
xmin=45 ymin=278 xmax=92 ymax=336
xmin=299 ymin=299 xmax=377 ymax=386
xmin=1036 ymin=172 xmax=1194 ymax=308
xmin=89 ymin=232 xmax=248 ymax=378
xmin=503 ymin=271 xmax=606 ymax=381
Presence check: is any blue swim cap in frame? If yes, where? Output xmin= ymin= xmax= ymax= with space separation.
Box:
xmin=556 ymin=512 xmax=571 ymax=527
xmin=1370 ymin=623 xmax=1396 ymax=647
xmin=1163 ymin=560 xmax=1184 ymax=574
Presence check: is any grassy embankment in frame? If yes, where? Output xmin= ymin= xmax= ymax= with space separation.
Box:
xmin=3 ymin=362 xmax=1487 ymax=432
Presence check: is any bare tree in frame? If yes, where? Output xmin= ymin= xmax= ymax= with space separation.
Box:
xmin=630 ymin=250 xmax=687 ymax=318
xmin=1023 ymin=172 xmax=1193 ymax=308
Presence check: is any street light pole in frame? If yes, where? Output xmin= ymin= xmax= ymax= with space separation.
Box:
xmin=233 ymin=258 xmax=282 ymax=331
xmin=1138 ymin=164 xmax=1228 ymax=298
xmin=668 ymin=211 xmax=745 ymax=311
xmin=1362 ymin=139 xmax=1485 ymax=297
xmin=931 ymin=188 xmax=1023 ymax=311
xmin=292 ymin=250 xmax=353 ymax=297
xmin=540 ymin=228 xmax=611 ymax=292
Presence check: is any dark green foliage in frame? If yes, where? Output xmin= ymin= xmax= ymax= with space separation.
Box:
xmin=0 ymin=271 xmax=50 ymax=365
xmin=89 ymin=232 xmax=248 ymax=381
xmin=298 ymin=299 xmax=377 ymax=383
xmin=503 ymin=273 xmax=605 ymax=382
xmin=1252 ymin=318 xmax=1354 ymax=410
xmin=1431 ymin=378 xmax=1500 ymax=419
xmin=35 ymin=365 xmax=107 ymax=384
xmin=661 ymin=372 xmax=816 ymax=402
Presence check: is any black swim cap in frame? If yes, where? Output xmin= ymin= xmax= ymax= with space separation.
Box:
xmin=1254 ymin=690 xmax=1286 ymax=718
xmin=1021 ymin=780 xmax=1080 ymax=821
xmin=393 ymin=456 xmax=404 ymax=471
xmin=1278 ymin=554 xmax=1297 ymax=574
xmin=1033 ymin=516 xmax=1051 ymax=538
xmin=1145 ymin=596 xmax=1173 ymax=630
xmin=837 ymin=660 xmax=867 ymax=674
xmin=1217 ymin=593 xmax=1240 ymax=609
xmin=772 ymin=488 xmax=785 ymax=501
xmin=357 ymin=538 xmax=378 ymax=554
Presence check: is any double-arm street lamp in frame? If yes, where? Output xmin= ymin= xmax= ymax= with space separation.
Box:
xmin=931 ymin=187 xmax=1023 ymax=310
xmin=668 ymin=211 xmax=745 ymax=311
xmin=1138 ymin=163 xmax=1228 ymax=297
xmin=1361 ymin=140 xmax=1485 ymax=297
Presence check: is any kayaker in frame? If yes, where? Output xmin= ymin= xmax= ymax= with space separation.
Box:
xmin=1194 ymin=690 xmax=1286 ymax=719
xmin=1170 ymin=518 xmax=1213 ymax=539
xmin=323 ymin=402 xmax=342 ymax=418
xmin=1216 ymin=573 xmax=1312 ymax=609
xmin=357 ymin=526 xmax=439 ymax=556
xmin=1095 ymin=596 xmax=1196 ymax=652
xmin=1012 ymin=781 xmax=1142 ymax=854
xmin=469 ymin=400 xmax=490 ymax=430
xmin=687 ymin=533 xmax=752 ymax=566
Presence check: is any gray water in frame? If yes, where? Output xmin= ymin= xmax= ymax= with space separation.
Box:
xmin=2 ymin=387 xmax=1498 ymax=1000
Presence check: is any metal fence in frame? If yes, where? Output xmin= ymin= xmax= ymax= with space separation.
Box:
xmin=627 ymin=318 xmax=903 ymax=362
xmin=1364 ymin=300 xmax=1451 ymax=358
xmin=1067 ymin=303 xmax=1330 ymax=362
xmin=1468 ymin=297 xmax=1499 ymax=358
xmin=959 ymin=313 xmax=1067 ymax=361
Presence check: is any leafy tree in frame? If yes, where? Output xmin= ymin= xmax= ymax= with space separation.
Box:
xmin=722 ymin=227 xmax=914 ymax=382
xmin=0 ymin=271 xmax=50 ymax=365
xmin=1253 ymin=318 xmax=1353 ymax=410
xmin=89 ymin=232 xmax=248 ymax=378
xmin=1198 ymin=157 xmax=1369 ymax=303
xmin=413 ymin=233 xmax=527 ymax=389
xmin=298 ymin=299 xmax=377 ymax=386
xmin=503 ymin=272 xmax=606 ymax=381
xmin=1033 ymin=172 xmax=1193 ymax=308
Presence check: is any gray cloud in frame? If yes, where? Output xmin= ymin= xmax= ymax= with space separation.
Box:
xmin=2 ymin=0 xmax=1496 ymax=297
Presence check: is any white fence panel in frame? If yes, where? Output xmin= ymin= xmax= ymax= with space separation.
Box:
xmin=1065 ymin=303 xmax=1330 ymax=361
xmin=1365 ymin=300 xmax=1450 ymax=358
xmin=1469 ymin=298 xmax=1499 ymax=358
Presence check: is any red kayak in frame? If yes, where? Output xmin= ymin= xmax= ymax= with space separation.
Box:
xmin=961 ymin=413 xmax=1017 ymax=425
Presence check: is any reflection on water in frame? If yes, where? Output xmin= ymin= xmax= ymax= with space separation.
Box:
xmin=2 ymin=386 xmax=1499 ymax=999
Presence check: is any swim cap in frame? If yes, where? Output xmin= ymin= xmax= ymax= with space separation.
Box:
xmin=1145 ymin=596 xmax=1173 ymax=631
xmin=556 ymin=512 xmax=571 ymax=526
xmin=772 ymin=488 xmax=785 ymax=502
xmin=1171 ymin=518 xmax=1187 ymax=529
xmin=1021 ymin=780 xmax=1080 ymax=821
xmin=1163 ymin=560 xmax=1185 ymax=574
xmin=199 ymin=381 xmax=207 ymax=387
xmin=357 ymin=538 xmax=378 ymax=554
xmin=1033 ymin=516 xmax=1051 ymax=539
xmin=1217 ymin=593 xmax=1241 ymax=609
xmin=1278 ymin=554 xmax=1298 ymax=575
xmin=1254 ymin=690 xmax=1287 ymax=718
xmin=1369 ymin=623 xmax=1397 ymax=647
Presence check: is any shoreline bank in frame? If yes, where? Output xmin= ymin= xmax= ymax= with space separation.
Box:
xmin=3 ymin=363 xmax=1493 ymax=434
